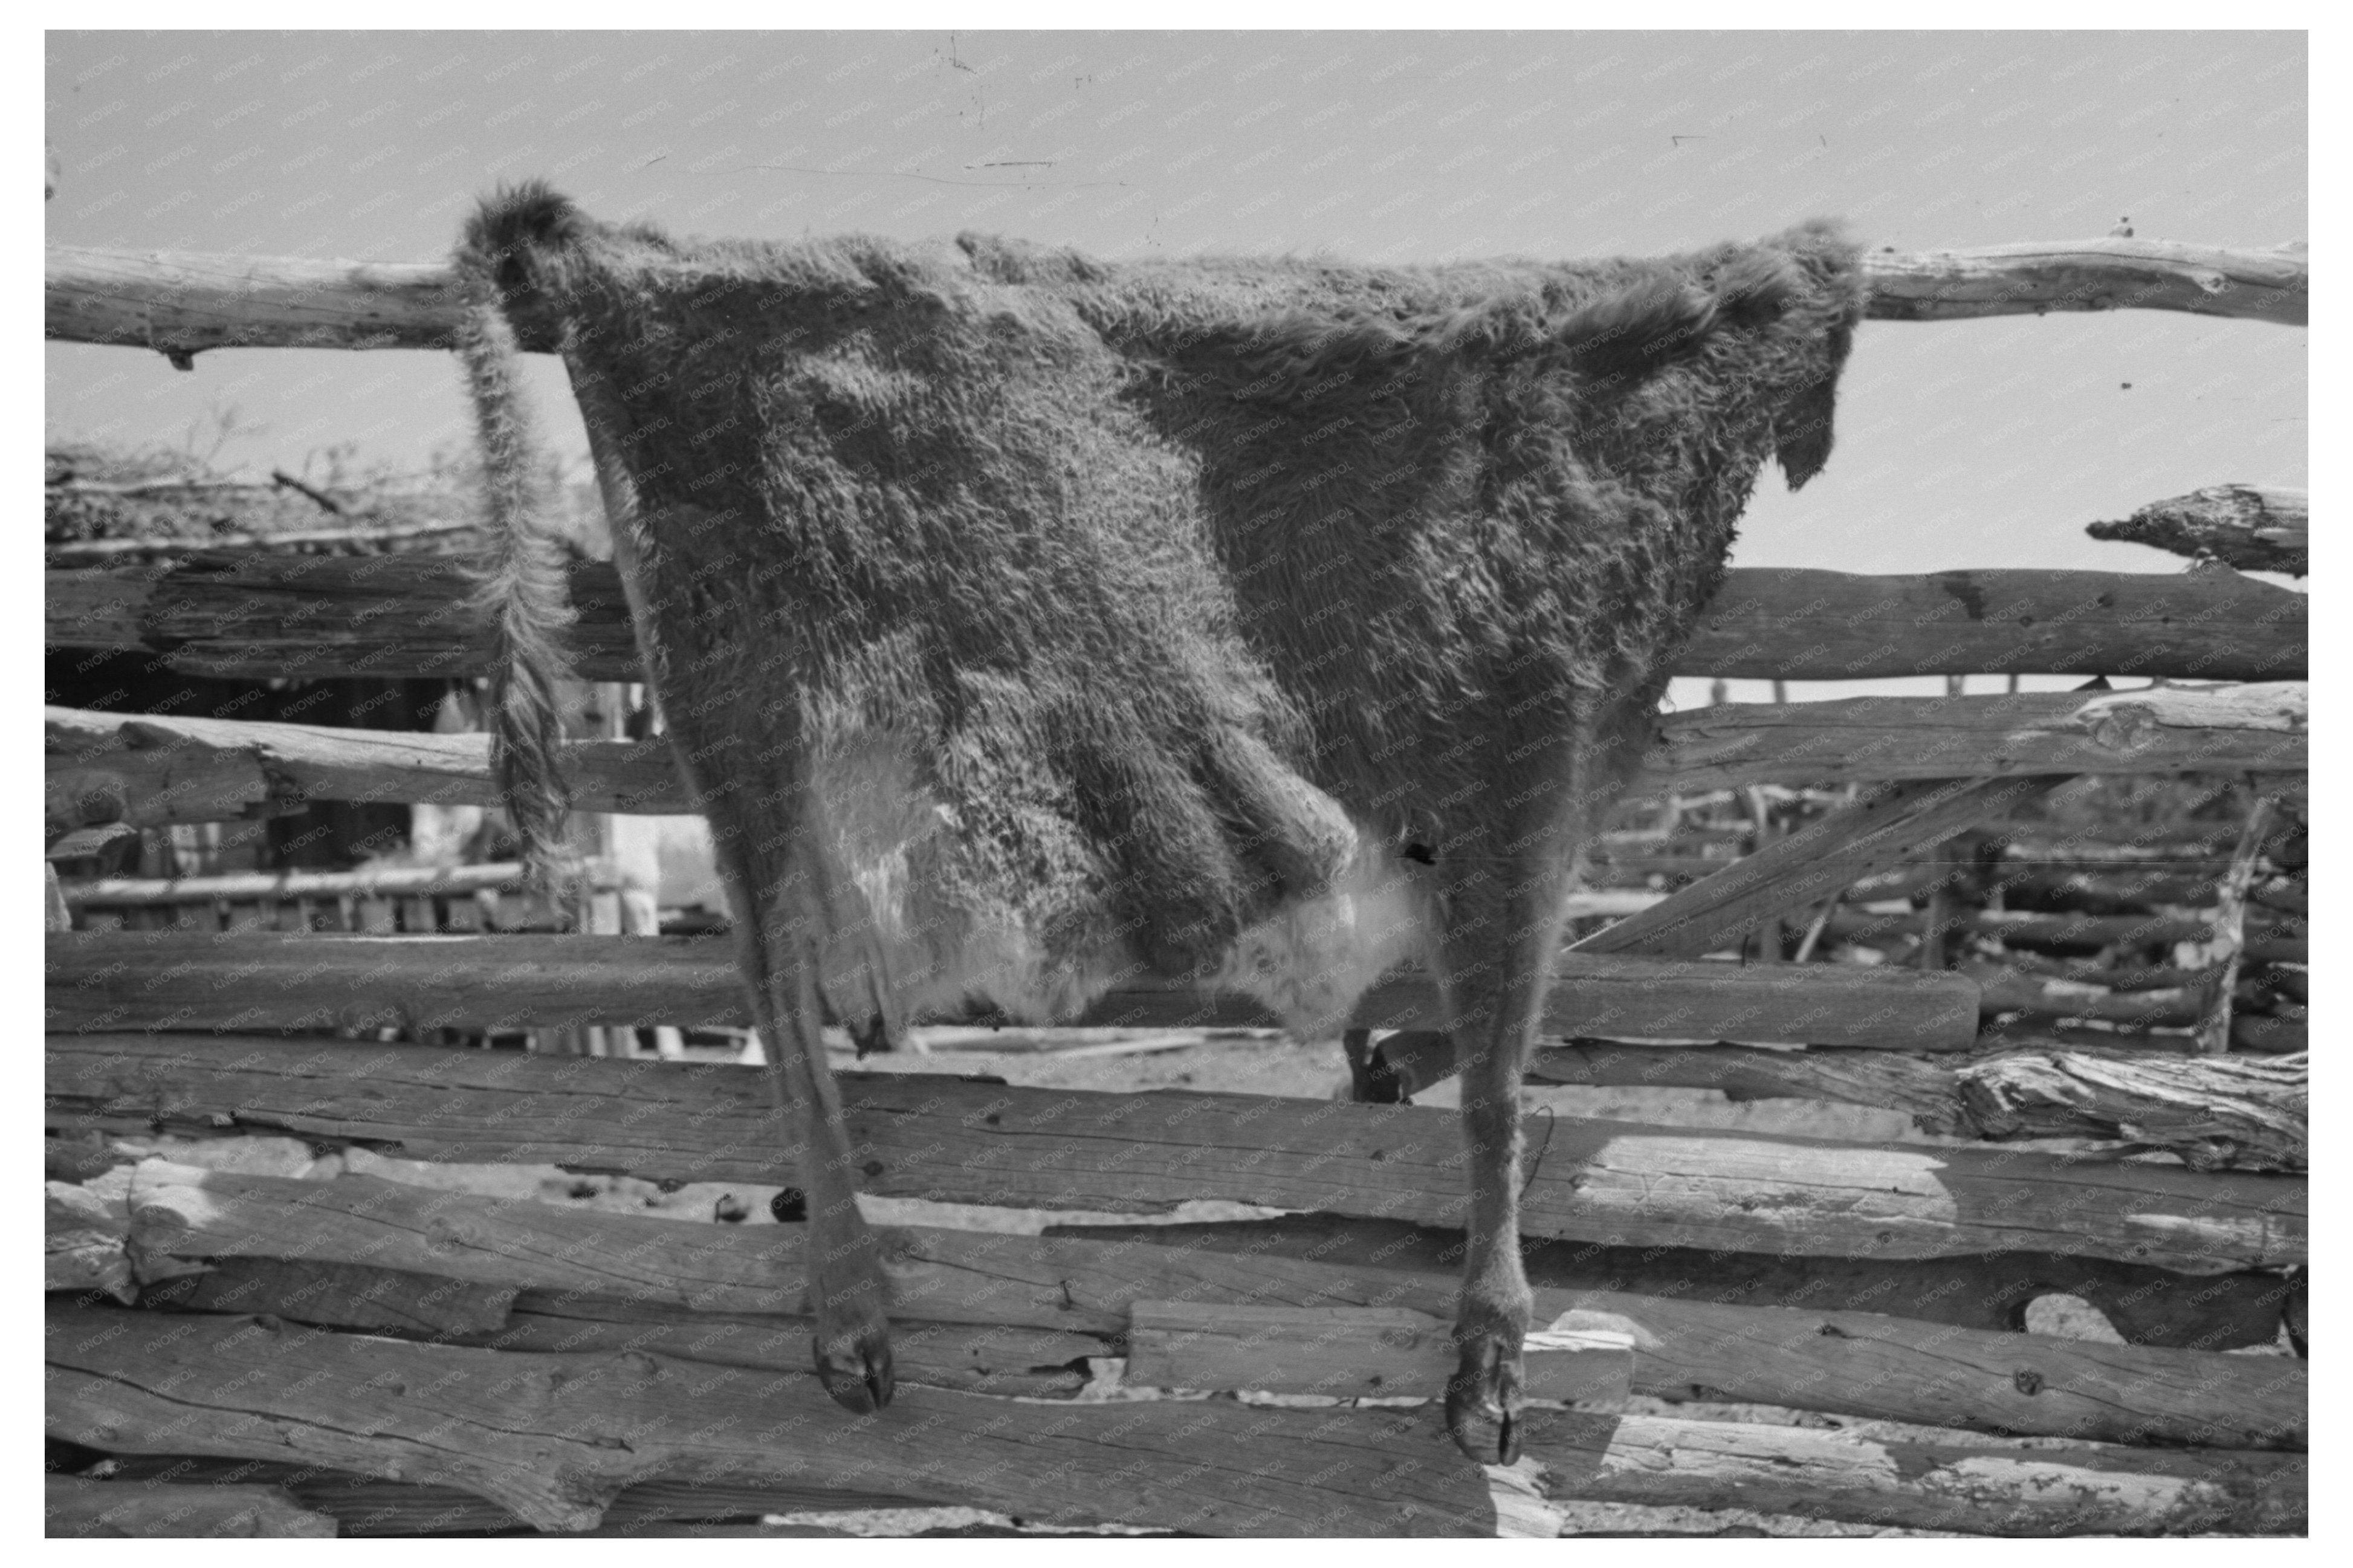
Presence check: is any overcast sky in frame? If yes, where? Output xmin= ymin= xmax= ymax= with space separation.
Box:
xmin=45 ymin=29 xmax=2306 ymax=687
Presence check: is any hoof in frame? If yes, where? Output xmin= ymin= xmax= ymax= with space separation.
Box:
xmin=1445 ymin=1336 xmax=1523 ymax=1465
xmin=813 ymin=1328 xmax=895 ymax=1414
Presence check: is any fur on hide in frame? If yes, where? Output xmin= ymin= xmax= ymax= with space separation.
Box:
xmin=457 ymin=186 xmax=1863 ymax=1042
xmin=453 ymin=185 xmax=1865 ymax=1449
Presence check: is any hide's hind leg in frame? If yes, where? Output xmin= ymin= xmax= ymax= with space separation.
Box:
xmin=713 ymin=820 xmax=896 ymax=1414
xmin=1431 ymin=855 xmax=1576 ymax=1465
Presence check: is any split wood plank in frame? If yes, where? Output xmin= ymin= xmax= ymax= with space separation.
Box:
xmin=43 ymin=930 xmax=1981 ymax=1047
xmin=47 ymin=557 xmax=2310 ymax=682
xmin=46 ymin=1034 xmax=2304 ymax=1274
xmin=1125 ymin=1300 xmax=1631 ymax=1401
xmin=45 ymin=1476 xmax=337 ymax=1539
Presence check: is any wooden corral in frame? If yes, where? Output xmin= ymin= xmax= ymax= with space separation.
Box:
xmin=45 ymin=232 xmax=2306 ymax=1538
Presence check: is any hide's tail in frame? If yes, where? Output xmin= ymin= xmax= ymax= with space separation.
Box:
xmin=453 ymin=183 xmax=585 ymax=881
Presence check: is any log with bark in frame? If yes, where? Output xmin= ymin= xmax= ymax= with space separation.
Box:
xmin=47 ymin=556 xmax=2309 ymax=683
xmin=44 ymin=929 xmax=1982 ymax=1047
xmin=45 ymin=1033 xmax=2305 ymax=1274
xmin=2086 ymin=485 xmax=2308 ymax=577
xmin=44 ymin=237 xmax=2305 ymax=363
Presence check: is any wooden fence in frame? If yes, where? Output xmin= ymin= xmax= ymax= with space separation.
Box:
xmin=45 ymin=233 xmax=2306 ymax=1539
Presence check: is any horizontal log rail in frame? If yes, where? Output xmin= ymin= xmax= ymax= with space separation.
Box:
xmin=44 ymin=237 xmax=2307 ymax=364
xmin=44 ymin=683 xmax=2308 ymax=838
xmin=44 ymin=928 xmax=1981 ymax=1047
xmin=47 ymin=1298 xmax=2303 ymax=1536
xmin=64 ymin=1156 xmax=2301 ymax=1450
xmin=59 ymin=860 xmax=544 ymax=907
xmin=44 ymin=1033 xmax=2303 ymax=1273
xmin=1528 ymin=1040 xmax=2305 ymax=1171
xmin=1650 ymin=681 xmax=2305 ymax=792
xmin=46 ymin=556 xmax=2308 ymax=684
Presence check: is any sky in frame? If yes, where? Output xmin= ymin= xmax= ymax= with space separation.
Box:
xmin=42 ymin=30 xmax=2308 ymax=699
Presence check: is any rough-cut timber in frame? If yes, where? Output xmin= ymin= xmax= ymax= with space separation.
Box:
xmin=1529 ymin=1040 xmax=2307 ymax=1170
xmin=45 ymin=557 xmax=2310 ymax=682
xmin=45 ymin=1475 xmax=338 ymax=1538
xmin=46 ymin=1034 xmax=2304 ymax=1272
xmin=1044 ymin=1213 xmax=2295 ymax=1357
xmin=1578 ymin=777 xmax=2053 ymax=961
xmin=1515 ymin=1408 xmax=2303 ymax=1536
xmin=44 ymin=930 xmax=1982 ymax=1046
xmin=43 ymin=237 xmax=2306 ymax=360
xmin=1124 ymin=1301 xmax=1624 ymax=1402
xmin=1646 ymin=682 xmax=2306 ymax=792
xmin=1860 ymin=237 xmax=2307 ymax=326
xmin=47 ymin=1301 xmax=1504 ymax=1537
xmin=2086 ymin=485 xmax=2309 ymax=577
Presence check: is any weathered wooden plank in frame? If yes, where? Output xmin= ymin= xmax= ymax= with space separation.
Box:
xmin=78 ymin=1457 xmax=914 ymax=1537
xmin=46 ymin=1034 xmax=2303 ymax=1273
xmin=47 ymin=1301 xmax=1504 ymax=1537
xmin=140 ymin=1256 xmax=518 ymax=1336
xmin=483 ymin=1293 xmax=1099 ymax=1399
xmin=43 ymin=238 xmax=2305 ymax=364
xmin=1044 ymin=1213 xmax=2294 ymax=1358
xmin=45 ymin=557 xmax=2310 ymax=682
xmin=1125 ymin=1300 xmax=1631 ymax=1402
xmin=43 ymin=930 xmax=1983 ymax=1047
xmin=45 ymin=1476 xmax=337 ymax=1539
xmin=1518 ymin=1408 xmax=2302 ymax=1535
xmin=2086 ymin=485 xmax=2308 ymax=577
xmin=126 ymin=1159 xmax=802 ymax=1315
xmin=1529 ymin=1040 xmax=2306 ymax=1171
xmin=1642 ymin=682 xmax=2306 ymax=792
xmin=1688 ymin=566 xmax=2306 ymax=680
